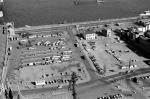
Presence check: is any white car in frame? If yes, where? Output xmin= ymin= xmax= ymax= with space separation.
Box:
xmin=0 ymin=11 xmax=3 ymax=17
xmin=130 ymin=65 xmax=137 ymax=69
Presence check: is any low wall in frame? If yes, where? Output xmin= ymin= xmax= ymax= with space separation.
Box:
xmin=15 ymin=16 xmax=138 ymax=32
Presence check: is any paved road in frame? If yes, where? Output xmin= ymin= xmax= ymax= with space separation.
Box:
xmin=15 ymin=16 xmax=138 ymax=32
xmin=68 ymin=28 xmax=98 ymax=80
xmin=76 ymin=67 xmax=150 ymax=94
xmin=1 ymin=25 xmax=9 ymax=99
xmin=125 ymin=79 xmax=147 ymax=99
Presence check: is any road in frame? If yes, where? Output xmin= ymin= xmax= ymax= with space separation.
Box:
xmin=125 ymin=79 xmax=147 ymax=99
xmin=10 ymin=65 xmax=150 ymax=97
xmin=76 ymin=67 xmax=150 ymax=94
xmin=68 ymin=28 xmax=98 ymax=80
xmin=15 ymin=16 xmax=138 ymax=32
xmin=1 ymin=24 xmax=9 ymax=99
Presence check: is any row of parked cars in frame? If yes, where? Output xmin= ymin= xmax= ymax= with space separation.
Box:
xmin=31 ymin=78 xmax=70 ymax=88
xmin=24 ymin=56 xmax=72 ymax=67
xmin=89 ymin=55 xmax=104 ymax=74
xmin=130 ymin=74 xmax=150 ymax=84
xmin=131 ymin=75 xmax=150 ymax=80
xmin=36 ymin=40 xmax=65 ymax=47
xmin=88 ymin=41 xmax=96 ymax=50
xmin=97 ymin=94 xmax=123 ymax=99
xmin=139 ymin=75 xmax=150 ymax=80
xmin=20 ymin=54 xmax=72 ymax=68
xmin=45 ymin=79 xmax=70 ymax=85
xmin=26 ymin=32 xmax=64 ymax=39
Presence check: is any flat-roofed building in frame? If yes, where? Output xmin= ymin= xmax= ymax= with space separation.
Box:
xmin=85 ymin=33 xmax=96 ymax=40
xmin=138 ymin=27 xmax=146 ymax=32
xmin=102 ymin=28 xmax=112 ymax=37
xmin=82 ymin=29 xmax=97 ymax=40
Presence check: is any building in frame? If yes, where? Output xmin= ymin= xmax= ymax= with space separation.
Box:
xmin=35 ymin=80 xmax=46 ymax=86
xmin=129 ymin=27 xmax=145 ymax=40
xmin=136 ymin=18 xmax=150 ymax=30
xmin=138 ymin=35 xmax=150 ymax=54
xmin=137 ymin=26 xmax=147 ymax=32
xmin=102 ymin=28 xmax=112 ymax=37
xmin=82 ymin=28 xmax=97 ymax=40
xmin=85 ymin=33 xmax=96 ymax=40
xmin=6 ymin=22 xmax=16 ymax=41
xmin=144 ymin=30 xmax=150 ymax=38
xmin=145 ymin=23 xmax=150 ymax=30
xmin=0 ymin=11 xmax=3 ymax=18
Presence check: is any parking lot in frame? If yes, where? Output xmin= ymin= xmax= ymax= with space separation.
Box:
xmin=7 ymin=28 xmax=91 ymax=91
xmin=76 ymin=22 xmax=149 ymax=77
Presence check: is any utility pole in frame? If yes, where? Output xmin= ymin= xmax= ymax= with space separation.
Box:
xmin=17 ymin=70 xmax=26 ymax=99
xmin=128 ymin=58 xmax=132 ymax=71
xmin=68 ymin=72 xmax=78 ymax=99
xmin=17 ymin=84 xmax=26 ymax=99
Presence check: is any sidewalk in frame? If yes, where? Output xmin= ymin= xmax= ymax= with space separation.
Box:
xmin=0 ymin=24 xmax=9 ymax=99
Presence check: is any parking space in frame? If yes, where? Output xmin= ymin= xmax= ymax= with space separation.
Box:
xmin=7 ymin=28 xmax=91 ymax=91
xmin=75 ymin=21 xmax=149 ymax=77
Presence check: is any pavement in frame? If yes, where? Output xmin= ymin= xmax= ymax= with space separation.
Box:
xmin=125 ymin=79 xmax=147 ymax=99
xmin=69 ymin=28 xmax=97 ymax=80
xmin=71 ymin=28 xmax=99 ymax=79
xmin=0 ymin=25 xmax=9 ymax=99
xmin=15 ymin=16 xmax=138 ymax=32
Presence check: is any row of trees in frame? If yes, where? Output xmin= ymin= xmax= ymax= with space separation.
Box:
xmin=5 ymin=88 xmax=13 ymax=99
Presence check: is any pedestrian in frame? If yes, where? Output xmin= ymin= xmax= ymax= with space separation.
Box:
xmin=2 ymin=27 xmax=5 ymax=34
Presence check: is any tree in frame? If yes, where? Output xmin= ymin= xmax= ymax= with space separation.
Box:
xmin=5 ymin=89 xmax=9 ymax=99
xmin=9 ymin=88 xmax=13 ymax=99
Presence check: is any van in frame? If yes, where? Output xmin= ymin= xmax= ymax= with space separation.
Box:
xmin=121 ymin=66 xmax=128 ymax=69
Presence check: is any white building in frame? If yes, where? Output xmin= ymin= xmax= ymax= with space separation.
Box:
xmin=35 ymin=80 xmax=46 ymax=86
xmin=137 ymin=27 xmax=147 ymax=32
xmin=146 ymin=23 xmax=150 ymax=30
xmin=139 ymin=10 xmax=150 ymax=17
xmin=7 ymin=28 xmax=15 ymax=36
xmin=106 ymin=28 xmax=112 ymax=37
xmin=85 ymin=33 xmax=96 ymax=40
